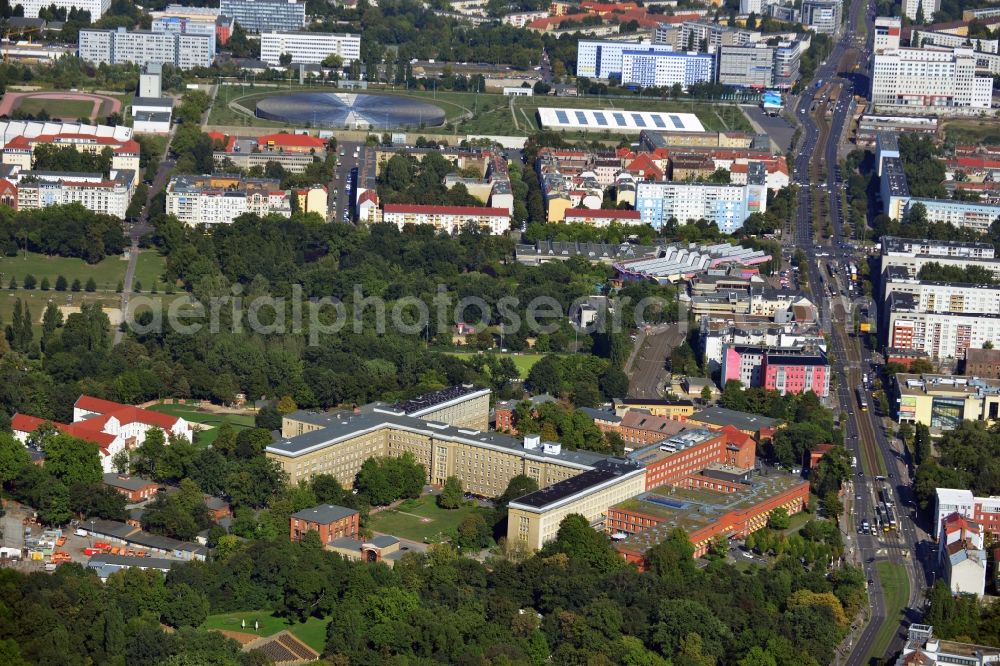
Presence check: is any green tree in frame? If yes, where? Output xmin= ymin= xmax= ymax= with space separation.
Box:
xmin=767 ymin=507 xmax=791 ymax=530
xmin=0 ymin=432 xmax=31 ymax=485
xmin=85 ymin=277 xmax=97 ymax=292
xmin=71 ymin=278 xmax=82 ymax=292
xmin=40 ymin=276 xmax=50 ymax=291
xmin=455 ymin=512 xmax=492 ymax=549
xmin=162 ymin=584 xmax=210 ymax=628
xmin=22 ymin=273 xmax=36 ymax=289
xmin=44 ymin=434 xmax=103 ymax=486
xmin=437 ymin=475 xmax=463 ymax=509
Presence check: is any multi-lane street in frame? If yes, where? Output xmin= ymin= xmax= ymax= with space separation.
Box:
xmin=785 ymin=1 xmax=931 ymax=661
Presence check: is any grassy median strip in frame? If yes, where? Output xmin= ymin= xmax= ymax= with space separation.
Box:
xmin=866 ymin=561 xmax=909 ymax=663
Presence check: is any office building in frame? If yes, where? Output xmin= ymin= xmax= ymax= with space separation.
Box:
xmin=260 ymin=31 xmax=361 ymax=66
xmin=620 ymin=49 xmax=714 ymax=90
xmin=874 ymin=17 xmax=902 ymax=51
xmin=871 ymin=46 xmax=993 ymax=112
xmin=15 ymin=169 xmax=135 ymax=218
xmin=382 ymin=204 xmax=511 ymax=235
xmin=887 ymin=293 xmax=1000 ymax=359
xmin=717 ymin=41 xmax=802 ymax=89
xmin=767 ymin=3 xmax=800 ymax=22
xmin=576 ymin=39 xmax=676 ymax=79
xmin=801 ymin=0 xmax=841 ymax=34
xmin=902 ymin=0 xmax=939 ymax=22
xmin=895 ymin=373 xmax=1000 ymax=430
xmin=935 ymin=488 xmax=1000 ymax=540
xmin=78 ymin=27 xmax=214 ymax=69
xmin=634 ymin=176 xmax=767 ymax=233
xmin=720 ymin=345 xmax=830 ymax=397
xmin=740 ymin=0 xmax=763 ymax=15
xmin=610 ymin=471 xmax=809 ymax=563
xmin=165 ymin=175 xmax=292 ymax=226
xmin=628 ymin=427 xmax=756 ymax=491
xmin=219 ymin=0 xmax=305 ymax=32
xmin=507 ymin=459 xmax=646 ymax=550
xmin=150 ymin=5 xmax=233 ymax=45
xmin=17 ymin=0 xmax=110 ymax=18
xmin=212 ymin=131 xmax=329 ymax=173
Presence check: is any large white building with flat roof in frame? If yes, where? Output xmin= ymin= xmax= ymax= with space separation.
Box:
xmin=17 ymin=0 xmax=110 ymax=18
xmin=79 ymin=27 xmax=214 ymax=69
xmin=634 ymin=171 xmax=768 ymax=233
xmin=537 ymin=108 xmax=705 ymax=133
xmin=259 ymin=31 xmax=361 ymax=66
xmin=576 ymin=39 xmax=676 ymax=79
xmin=872 ymin=46 xmax=993 ymax=111
xmin=620 ymin=50 xmax=714 ymax=90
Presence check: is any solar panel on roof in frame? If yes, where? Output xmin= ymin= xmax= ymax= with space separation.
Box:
xmin=555 ymin=110 xmax=569 ymax=124
xmin=652 ymin=115 xmax=666 ymax=128
xmin=594 ymin=112 xmax=608 ymax=126
xmin=613 ymin=113 xmax=626 ymax=126
xmin=575 ymin=111 xmax=587 ymax=124
xmin=669 ymin=115 xmax=684 ymax=129
xmin=632 ymin=113 xmax=646 ymax=127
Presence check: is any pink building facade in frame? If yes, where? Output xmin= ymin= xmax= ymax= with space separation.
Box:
xmin=761 ymin=353 xmax=829 ymax=397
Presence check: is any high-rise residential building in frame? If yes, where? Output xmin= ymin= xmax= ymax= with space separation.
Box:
xmin=634 ymin=178 xmax=768 ymax=233
xmin=219 ymin=0 xmax=306 ymax=33
xmin=902 ymin=0 xmax=939 ymax=23
xmin=871 ymin=46 xmax=993 ymax=111
xmin=673 ymin=21 xmax=755 ymax=53
xmin=740 ymin=0 xmax=764 ymax=14
xmin=576 ymin=39 xmax=676 ymax=79
xmin=801 ymin=0 xmax=841 ymax=34
xmin=17 ymin=0 xmax=110 ymax=18
xmin=14 ymin=169 xmax=135 ymax=218
xmin=912 ymin=28 xmax=999 ymax=53
xmin=620 ymin=50 xmax=714 ymax=89
xmin=259 ymin=31 xmax=361 ymax=66
xmin=717 ymin=41 xmax=801 ymax=89
xmin=79 ymin=27 xmax=214 ymax=69
xmin=151 ymin=14 xmax=218 ymax=53
xmin=887 ymin=293 xmax=1000 ymax=359
xmin=874 ymin=16 xmax=902 ymax=51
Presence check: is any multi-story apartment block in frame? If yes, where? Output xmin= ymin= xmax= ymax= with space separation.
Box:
xmin=165 ymin=175 xmax=291 ymax=226
xmin=883 ymin=269 xmax=1000 ymax=317
xmin=717 ymin=41 xmax=802 ymax=89
xmin=1 ymin=127 xmax=140 ymax=173
xmin=938 ymin=512 xmax=986 ymax=596
xmin=905 ymin=197 xmax=1000 ymax=232
xmin=672 ymin=21 xmax=755 ymax=53
xmin=79 ymin=27 xmax=214 ymax=69
xmin=151 ymin=14 xmax=219 ymax=53
xmin=721 ymin=345 xmax=830 ymax=396
xmin=17 ymin=0 xmax=110 ymax=18
xmin=15 ymin=169 xmax=135 ymax=218
xmin=801 ymin=0 xmax=841 ymax=34
xmin=150 ymin=5 xmax=233 ymax=45
xmin=219 ymin=0 xmax=306 ymax=32
xmin=576 ymin=39 xmax=676 ymax=79
xmin=880 ymin=235 xmax=1000 ymax=280
xmin=700 ymin=319 xmax=824 ymax=373
xmin=871 ymin=46 xmax=993 ymax=112
xmin=902 ymin=0 xmax=939 ymax=22
xmin=935 ymin=488 xmax=1000 ymax=540
xmin=912 ymin=28 xmax=999 ymax=53
xmin=620 ymin=50 xmax=714 ymax=89
xmin=382 ymin=204 xmax=510 ymax=235
xmin=880 ymin=157 xmax=911 ymax=220
xmin=887 ymin=293 xmax=1000 ymax=359
xmin=634 ymin=176 xmax=767 ymax=233
xmin=895 ymin=373 xmax=1000 ymax=430
xmin=502 ymin=11 xmax=549 ymax=27
xmin=259 ymin=31 xmax=361 ymax=66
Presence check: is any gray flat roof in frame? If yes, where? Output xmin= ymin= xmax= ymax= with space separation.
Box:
xmin=689 ymin=406 xmax=780 ymax=430
xmin=102 ymin=473 xmax=157 ymax=491
xmin=87 ymin=553 xmax=178 ymax=570
xmin=291 ymin=504 xmax=357 ymax=524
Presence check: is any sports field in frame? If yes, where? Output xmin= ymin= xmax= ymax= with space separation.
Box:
xmin=866 ymin=561 xmax=909 ymax=663
xmin=145 ymin=401 xmax=256 ymax=447
xmin=201 ymin=611 xmax=328 ymax=652
xmin=368 ymin=496 xmax=481 ymax=543
xmin=15 ymin=98 xmax=96 ymax=120
xmin=441 ymin=350 xmax=548 ymax=379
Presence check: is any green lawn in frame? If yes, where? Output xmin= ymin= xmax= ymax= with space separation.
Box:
xmin=15 ymin=97 xmax=96 ymax=120
xmin=132 ymin=251 xmax=168 ymax=292
xmin=201 ymin=610 xmax=328 ymax=653
xmin=0 ymin=251 xmax=129 ymax=289
xmin=866 ymin=561 xmax=909 ymax=663
xmin=368 ymin=496 xmax=479 ymax=543
xmin=442 ymin=350 xmax=549 ymax=379
xmin=780 ymin=510 xmax=813 ymax=536
xmin=146 ymin=402 xmax=256 ymax=447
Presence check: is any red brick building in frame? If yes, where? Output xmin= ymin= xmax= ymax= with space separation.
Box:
xmin=608 ymin=474 xmax=809 ymax=563
xmin=290 ymin=504 xmax=359 ymax=544
xmin=807 ymin=443 xmax=837 ymax=471
xmin=102 ymin=473 xmax=159 ymax=503
xmin=616 ymin=410 xmax=690 ymax=449
xmin=631 ymin=427 xmax=756 ymax=491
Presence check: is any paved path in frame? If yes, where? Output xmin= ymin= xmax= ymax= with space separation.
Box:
xmin=626 ymin=325 xmax=686 ymax=398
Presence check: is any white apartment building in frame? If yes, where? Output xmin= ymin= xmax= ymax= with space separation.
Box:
xmin=383 ymin=204 xmax=511 ymax=235
xmin=219 ymin=0 xmax=306 ymax=32
xmin=15 ymin=170 xmax=134 ymax=218
xmin=884 ymin=275 xmax=1000 ymax=315
xmin=912 ymin=29 xmax=999 ymax=54
xmin=79 ymin=27 xmax=214 ymax=69
xmin=502 ymin=11 xmax=548 ymax=28
xmin=905 ymin=198 xmax=1000 ymax=232
xmin=620 ymin=50 xmax=714 ymax=90
xmin=576 ymin=39 xmax=676 ymax=79
xmin=871 ymin=46 xmax=993 ymax=111
xmin=935 ymin=488 xmax=1000 ymax=539
xmin=151 ymin=14 xmax=218 ymax=54
xmin=739 ymin=0 xmax=764 ymax=15
xmin=902 ymin=0 xmax=939 ymax=22
xmin=880 ymin=236 xmax=1000 ymax=280
xmin=166 ymin=175 xmax=292 ymax=226
xmin=887 ymin=303 xmax=1000 ymax=359
xmin=17 ymin=0 xmax=110 ymax=18
xmin=634 ymin=170 xmax=767 ymax=233
xmin=874 ymin=16 xmax=901 ymax=51
xmin=673 ymin=21 xmax=756 ymax=53
xmin=259 ymin=31 xmax=361 ymax=66
xmin=717 ymin=42 xmax=801 ymax=89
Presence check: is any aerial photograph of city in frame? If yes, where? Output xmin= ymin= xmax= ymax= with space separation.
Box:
xmin=1 ymin=0 xmax=1000 ymax=662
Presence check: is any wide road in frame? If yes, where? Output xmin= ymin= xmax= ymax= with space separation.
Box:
xmin=627 ymin=325 xmax=686 ymax=398
xmin=784 ymin=0 xmax=930 ymax=662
